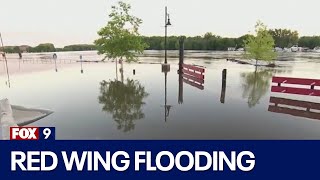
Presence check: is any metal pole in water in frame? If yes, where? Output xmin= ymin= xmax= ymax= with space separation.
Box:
xmin=55 ymin=59 xmax=57 ymax=72
xmin=165 ymin=6 xmax=167 ymax=64
xmin=1 ymin=51 xmax=5 ymax=71
xmin=53 ymin=53 xmax=58 ymax=72
xmin=0 ymin=33 xmax=11 ymax=88
xmin=18 ymin=52 xmax=21 ymax=71
xmin=80 ymin=55 xmax=83 ymax=73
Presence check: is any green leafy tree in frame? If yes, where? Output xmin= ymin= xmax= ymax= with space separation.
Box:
xmin=236 ymin=34 xmax=254 ymax=48
xmin=13 ymin=46 xmax=20 ymax=53
xmin=94 ymin=1 xmax=148 ymax=63
xmin=32 ymin=43 xmax=56 ymax=52
xmin=298 ymin=36 xmax=320 ymax=49
xmin=269 ymin=29 xmax=299 ymax=48
xmin=244 ymin=21 xmax=277 ymax=64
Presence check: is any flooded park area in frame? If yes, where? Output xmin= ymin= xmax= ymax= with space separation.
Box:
xmin=1 ymin=50 xmax=320 ymax=140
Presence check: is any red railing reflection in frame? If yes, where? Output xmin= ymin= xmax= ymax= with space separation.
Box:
xmin=268 ymin=96 xmax=320 ymax=120
xmin=269 ymin=76 xmax=320 ymax=120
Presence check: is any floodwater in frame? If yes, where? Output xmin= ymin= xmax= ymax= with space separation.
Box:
xmin=1 ymin=50 xmax=320 ymax=140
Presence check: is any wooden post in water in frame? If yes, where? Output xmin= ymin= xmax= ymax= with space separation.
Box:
xmin=220 ymin=69 xmax=227 ymax=103
xmin=179 ymin=36 xmax=185 ymax=72
xmin=178 ymin=36 xmax=185 ymax=104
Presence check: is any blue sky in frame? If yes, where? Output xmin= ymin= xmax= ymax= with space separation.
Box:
xmin=1 ymin=0 xmax=319 ymax=47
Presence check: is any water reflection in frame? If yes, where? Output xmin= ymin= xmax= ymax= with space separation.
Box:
xmin=268 ymin=96 xmax=320 ymax=120
xmin=241 ymin=67 xmax=293 ymax=107
xmin=241 ymin=68 xmax=273 ymax=108
xmin=98 ymin=79 xmax=149 ymax=132
xmin=178 ymin=70 xmax=183 ymax=104
xmin=2 ymin=50 xmax=320 ymax=139
xmin=164 ymin=72 xmax=172 ymax=122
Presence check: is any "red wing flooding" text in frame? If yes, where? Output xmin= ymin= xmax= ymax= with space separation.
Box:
xmin=11 ymin=151 xmax=255 ymax=172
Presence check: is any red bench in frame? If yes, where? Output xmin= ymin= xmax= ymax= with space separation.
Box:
xmin=271 ymin=76 xmax=320 ymax=96
xmin=268 ymin=96 xmax=320 ymax=120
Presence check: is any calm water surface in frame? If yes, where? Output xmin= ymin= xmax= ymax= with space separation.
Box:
xmin=1 ymin=51 xmax=320 ymax=139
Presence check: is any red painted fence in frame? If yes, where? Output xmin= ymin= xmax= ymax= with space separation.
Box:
xmin=181 ymin=64 xmax=205 ymax=90
xmin=271 ymin=76 xmax=320 ymax=96
xmin=182 ymin=64 xmax=205 ymax=74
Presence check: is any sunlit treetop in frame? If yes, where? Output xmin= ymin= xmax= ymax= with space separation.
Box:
xmin=244 ymin=21 xmax=277 ymax=63
xmin=95 ymin=1 xmax=148 ymax=62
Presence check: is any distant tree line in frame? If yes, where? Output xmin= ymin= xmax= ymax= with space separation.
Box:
xmin=3 ymin=29 xmax=320 ymax=53
xmin=28 ymin=43 xmax=56 ymax=52
xmin=60 ymin=44 xmax=97 ymax=52
xmin=143 ymin=33 xmax=253 ymax=51
xmin=2 ymin=44 xmax=97 ymax=53
xmin=298 ymin=36 xmax=320 ymax=49
xmin=143 ymin=30 xmax=320 ymax=51
xmin=268 ymin=29 xmax=299 ymax=48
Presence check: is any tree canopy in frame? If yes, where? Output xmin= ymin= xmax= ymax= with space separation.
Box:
xmin=268 ymin=29 xmax=299 ymax=48
xmin=29 ymin=43 xmax=56 ymax=52
xmin=298 ymin=36 xmax=320 ymax=49
xmin=94 ymin=1 xmax=148 ymax=62
xmin=244 ymin=21 xmax=277 ymax=63
xmin=62 ymin=44 xmax=97 ymax=52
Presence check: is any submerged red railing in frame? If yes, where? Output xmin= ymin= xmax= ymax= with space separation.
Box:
xmin=181 ymin=64 xmax=205 ymax=90
xmin=271 ymin=76 xmax=320 ymax=96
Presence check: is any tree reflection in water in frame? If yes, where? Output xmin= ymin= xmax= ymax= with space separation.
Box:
xmin=241 ymin=68 xmax=273 ymax=108
xmin=98 ymin=79 xmax=149 ymax=132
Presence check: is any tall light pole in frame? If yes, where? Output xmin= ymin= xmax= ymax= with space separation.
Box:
xmin=0 ymin=33 xmax=10 ymax=88
xmin=164 ymin=6 xmax=171 ymax=64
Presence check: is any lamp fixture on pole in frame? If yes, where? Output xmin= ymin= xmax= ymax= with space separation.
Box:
xmin=164 ymin=6 xmax=172 ymax=64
